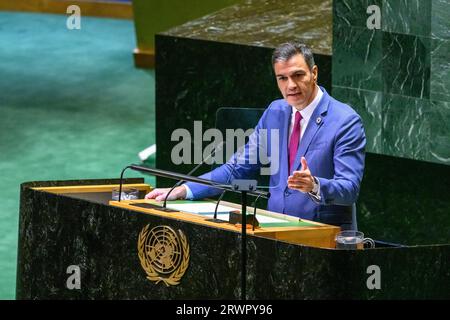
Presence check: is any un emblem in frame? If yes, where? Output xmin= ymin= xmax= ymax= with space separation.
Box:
xmin=138 ymin=224 xmax=190 ymax=286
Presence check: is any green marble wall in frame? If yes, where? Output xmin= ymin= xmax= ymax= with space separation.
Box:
xmin=333 ymin=0 xmax=450 ymax=245
xmin=333 ymin=0 xmax=450 ymax=164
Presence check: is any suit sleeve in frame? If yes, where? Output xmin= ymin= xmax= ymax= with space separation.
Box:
xmin=184 ymin=108 xmax=272 ymax=200
xmin=315 ymin=113 xmax=366 ymax=205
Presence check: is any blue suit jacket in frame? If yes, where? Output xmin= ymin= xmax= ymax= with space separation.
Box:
xmin=185 ymin=87 xmax=366 ymax=226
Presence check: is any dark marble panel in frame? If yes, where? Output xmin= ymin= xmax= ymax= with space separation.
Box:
xmin=431 ymin=0 xmax=450 ymax=40
xmin=162 ymin=0 xmax=332 ymax=56
xmin=382 ymin=93 xmax=432 ymax=161
xmin=327 ymin=244 xmax=450 ymax=299
xmin=333 ymin=0 xmax=382 ymax=29
xmin=358 ymin=153 xmax=450 ymax=246
xmin=430 ymin=38 xmax=450 ymax=102
xmin=332 ymin=25 xmax=382 ymax=91
xmin=332 ymin=86 xmax=382 ymax=153
xmin=382 ymin=0 xmax=431 ymax=38
xmin=249 ymin=240 xmax=340 ymax=299
xmin=382 ymin=33 xmax=430 ymax=99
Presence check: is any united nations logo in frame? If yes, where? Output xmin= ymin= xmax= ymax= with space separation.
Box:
xmin=138 ymin=224 xmax=190 ymax=286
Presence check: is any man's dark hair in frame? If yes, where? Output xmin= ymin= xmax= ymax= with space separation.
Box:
xmin=272 ymin=42 xmax=315 ymax=70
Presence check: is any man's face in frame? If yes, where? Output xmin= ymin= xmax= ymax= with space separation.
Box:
xmin=274 ymin=53 xmax=318 ymax=110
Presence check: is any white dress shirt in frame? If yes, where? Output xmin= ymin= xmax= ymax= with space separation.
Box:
xmin=288 ymin=86 xmax=323 ymax=144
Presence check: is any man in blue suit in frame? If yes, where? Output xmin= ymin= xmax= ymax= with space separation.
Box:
xmin=146 ymin=42 xmax=366 ymax=229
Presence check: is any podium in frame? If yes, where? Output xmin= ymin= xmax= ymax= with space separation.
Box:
xmin=17 ymin=179 xmax=450 ymax=299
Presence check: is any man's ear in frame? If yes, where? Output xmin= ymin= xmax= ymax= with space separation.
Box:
xmin=312 ymin=65 xmax=318 ymax=83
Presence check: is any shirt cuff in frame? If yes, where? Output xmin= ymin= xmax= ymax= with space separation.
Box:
xmin=308 ymin=176 xmax=321 ymax=201
xmin=183 ymin=184 xmax=194 ymax=200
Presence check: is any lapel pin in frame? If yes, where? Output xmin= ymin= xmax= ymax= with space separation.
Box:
xmin=316 ymin=117 xmax=322 ymax=124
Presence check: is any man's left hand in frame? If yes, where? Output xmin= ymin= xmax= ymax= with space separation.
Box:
xmin=288 ymin=157 xmax=314 ymax=193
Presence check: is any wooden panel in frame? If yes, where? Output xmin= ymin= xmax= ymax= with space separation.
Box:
xmin=32 ymin=183 xmax=151 ymax=194
xmin=133 ymin=48 xmax=155 ymax=69
xmin=0 ymin=0 xmax=133 ymax=19
xmin=111 ymin=198 xmax=340 ymax=249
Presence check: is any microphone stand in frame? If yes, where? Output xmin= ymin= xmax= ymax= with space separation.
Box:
xmin=212 ymin=146 xmax=242 ymax=221
xmin=118 ymin=164 xmax=269 ymax=301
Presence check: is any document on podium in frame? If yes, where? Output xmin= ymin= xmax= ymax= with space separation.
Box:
xmin=164 ymin=201 xmax=289 ymax=224
xmin=165 ymin=202 xmax=236 ymax=214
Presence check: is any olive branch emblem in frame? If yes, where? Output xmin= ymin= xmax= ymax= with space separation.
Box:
xmin=138 ymin=224 xmax=190 ymax=286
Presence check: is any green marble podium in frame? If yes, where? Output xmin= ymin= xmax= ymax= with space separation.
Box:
xmin=16 ymin=179 xmax=450 ymax=299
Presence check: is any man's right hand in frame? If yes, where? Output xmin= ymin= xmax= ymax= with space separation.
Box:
xmin=145 ymin=186 xmax=187 ymax=201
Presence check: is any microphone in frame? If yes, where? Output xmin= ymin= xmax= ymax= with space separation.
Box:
xmin=251 ymin=193 xmax=263 ymax=231
xmin=212 ymin=145 xmax=244 ymax=221
xmin=162 ymin=141 xmax=225 ymax=208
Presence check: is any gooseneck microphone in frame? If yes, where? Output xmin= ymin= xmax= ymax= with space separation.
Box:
xmin=162 ymin=141 xmax=225 ymax=208
xmin=212 ymin=145 xmax=243 ymax=220
xmin=251 ymin=193 xmax=263 ymax=231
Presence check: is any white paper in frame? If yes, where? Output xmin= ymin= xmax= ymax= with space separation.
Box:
xmin=166 ymin=202 xmax=289 ymax=224
xmin=166 ymin=202 xmax=237 ymax=214
xmin=201 ymin=213 xmax=289 ymax=224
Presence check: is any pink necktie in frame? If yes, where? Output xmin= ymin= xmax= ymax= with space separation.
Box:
xmin=289 ymin=111 xmax=302 ymax=173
